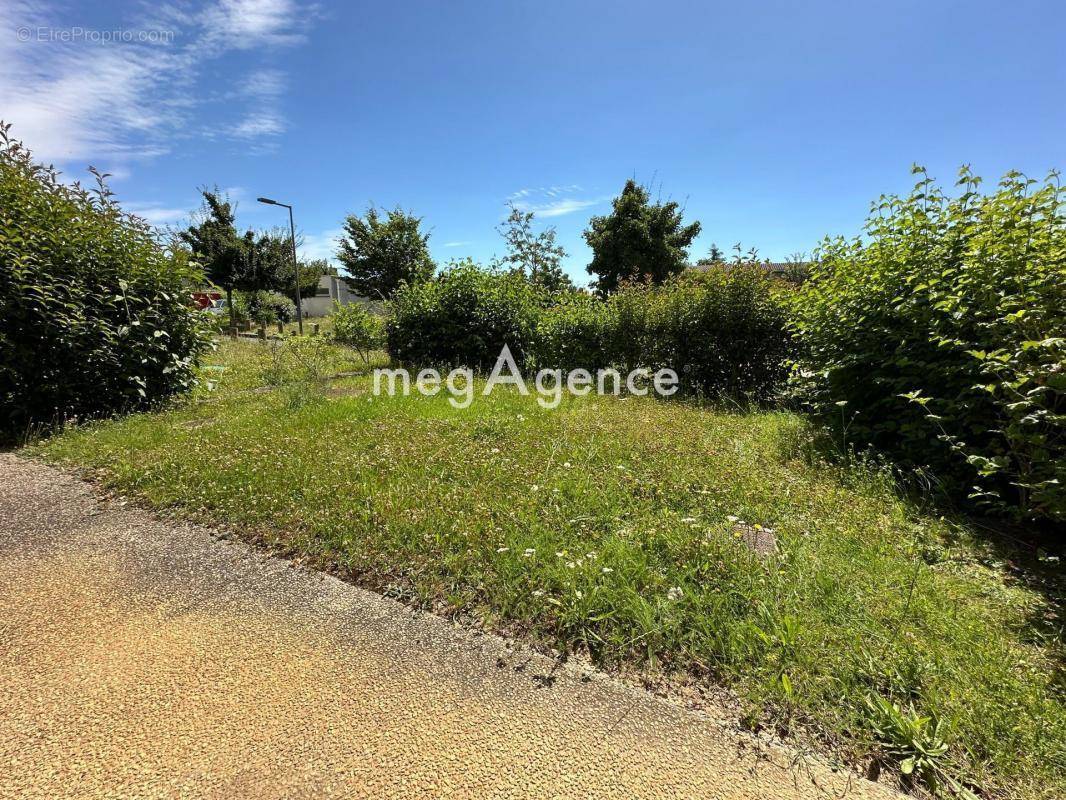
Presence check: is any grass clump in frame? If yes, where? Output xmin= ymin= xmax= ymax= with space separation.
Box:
xmin=32 ymin=339 xmax=1066 ymax=799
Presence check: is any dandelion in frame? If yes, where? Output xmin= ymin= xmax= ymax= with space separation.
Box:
xmin=667 ymin=586 xmax=683 ymax=602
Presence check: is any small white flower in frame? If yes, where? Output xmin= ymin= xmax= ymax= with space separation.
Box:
xmin=523 ymin=548 xmax=536 ymax=557
xmin=601 ymin=567 xmax=613 ymax=574
xmin=566 ymin=561 xmax=576 ymax=569
xmin=562 ymin=461 xmax=572 ymax=468
xmin=681 ymin=517 xmax=697 ymax=523
xmin=491 ymin=447 xmax=500 ymax=454
xmin=532 ymin=590 xmax=545 ymax=597
xmin=727 ymin=515 xmax=740 ymax=523
xmin=530 ymin=484 xmax=540 ymax=491
xmin=667 ymin=586 xmax=683 ymax=602
xmin=496 ymin=546 xmax=509 ymax=553
xmin=555 ymin=551 xmax=565 ymax=558
xmin=575 ymin=590 xmax=583 ymax=599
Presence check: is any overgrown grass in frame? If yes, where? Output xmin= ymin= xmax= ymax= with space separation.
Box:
xmin=32 ymin=339 xmax=1065 ymax=799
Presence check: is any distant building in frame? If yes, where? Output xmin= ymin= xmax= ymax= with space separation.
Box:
xmin=302 ymin=274 xmax=366 ymax=317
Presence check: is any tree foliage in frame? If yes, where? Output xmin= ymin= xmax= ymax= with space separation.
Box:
xmin=584 ymin=179 xmax=701 ymax=294
xmin=0 ymin=123 xmax=210 ymax=440
xmin=177 ymin=189 xmax=245 ymax=326
xmin=494 ymin=203 xmax=573 ymax=294
xmin=336 ymin=206 xmax=435 ymax=300
xmin=697 ymin=242 xmax=725 ymax=264
xmin=791 ymin=166 xmax=1066 ymax=522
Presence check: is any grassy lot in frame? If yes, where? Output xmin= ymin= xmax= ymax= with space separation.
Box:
xmin=33 ymin=339 xmax=1064 ymax=799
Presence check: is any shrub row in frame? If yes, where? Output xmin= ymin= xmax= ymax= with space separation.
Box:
xmin=0 ymin=126 xmax=210 ymax=441
xmin=387 ymin=260 xmax=792 ymax=401
xmin=533 ymin=267 xmax=792 ymax=401
xmin=386 ymin=259 xmax=543 ymax=370
xmin=234 ymin=290 xmax=296 ymax=325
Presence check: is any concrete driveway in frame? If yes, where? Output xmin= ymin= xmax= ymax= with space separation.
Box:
xmin=0 ymin=454 xmax=896 ymax=799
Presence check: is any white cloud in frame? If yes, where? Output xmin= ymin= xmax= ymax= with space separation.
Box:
xmin=125 ymin=203 xmax=192 ymax=226
xmin=443 ymin=240 xmax=472 ymax=248
xmin=531 ymin=198 xmax=600 ymax=218
xmin=198 ymin=0 xmax=310 ymax=49
xmin=299 ymin=227 xmax=344 ymax=263
xmin=242 ymin=68 xmax=286 ymax=98
xmin=1 ymin=0 xmax=314 ymax=165
xmin=507 ymin=185 xmax=602 ymax=218
xmin=233 ymin=111 xmax=285 ymax=139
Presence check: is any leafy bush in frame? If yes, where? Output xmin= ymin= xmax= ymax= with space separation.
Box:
xmin=532 ymin=293 xmax=612 ymax=372
xmin=532 ymin=265 xmax=793 ymax=400
xmin=386 ymin=259 xmax=542 ymax=369
xmin=330 ymin=302 xmax=384 ymax=363
xmin=791 ymin=167 xmax=1066 ymax=521
xmin=0 ymin=123 xmax=210 ymax=440
xmin=234 ymin=290 xmax=295 ymax=325
xmin=642 ymin=267 xmax=793 ymax=400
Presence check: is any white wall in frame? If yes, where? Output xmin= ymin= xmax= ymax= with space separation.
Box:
xmin=301 ymin=275 xmax=368 ymax=317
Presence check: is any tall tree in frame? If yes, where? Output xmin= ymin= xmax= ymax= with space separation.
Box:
xmin=494 ymin=203 xmax=573 ymax=293
xmin=336 ymin=206 xmax=434 ymax=300
xmin=178 ymin=189 xmax=245 ymax=328
xmin=583 ymin=180 xmax=701 ymax=294
xmin=697 ymin=242 xmax=725 ymax=265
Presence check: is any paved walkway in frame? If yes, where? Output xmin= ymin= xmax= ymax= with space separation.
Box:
xmin=0 ymin=454 xmax=895 ymax=799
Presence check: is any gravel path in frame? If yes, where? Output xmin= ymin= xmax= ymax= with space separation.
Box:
xmin=0 ymin=453 xmax=896 ymax=799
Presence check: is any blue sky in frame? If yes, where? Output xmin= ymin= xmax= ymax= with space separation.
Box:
xmin=4 ymin=0 xmax=1064 ymax=285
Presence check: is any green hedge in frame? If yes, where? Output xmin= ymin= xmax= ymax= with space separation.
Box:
xmin=387 ymin=259 xmax=792 ymax=402
xmin=791 ymin=167 xmax=1066 ymax=522
xmin=533 ymin=267 xmax=792 ymax=401
xmin=0 ymin=125 xmax=210 ymax=440
xmin=386 ymin=259 xmax=542 ymax=370
xmin=234 ymin=290 xmax=296 ymax=324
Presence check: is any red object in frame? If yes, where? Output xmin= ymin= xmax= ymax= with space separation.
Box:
xmin=190 ymin=290 xmax=222 ymax=310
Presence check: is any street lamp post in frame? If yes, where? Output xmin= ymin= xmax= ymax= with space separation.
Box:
xmin=257 ymin=196 xmax=303 ymax=335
